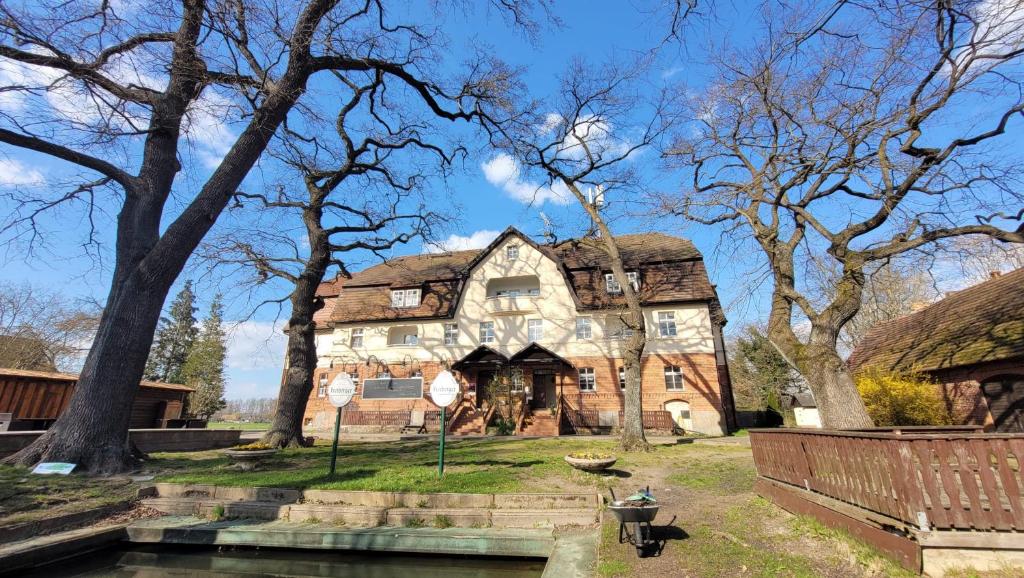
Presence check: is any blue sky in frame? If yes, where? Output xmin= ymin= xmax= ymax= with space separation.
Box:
xmin=1 ymin=1 xmax=1020 ymax=400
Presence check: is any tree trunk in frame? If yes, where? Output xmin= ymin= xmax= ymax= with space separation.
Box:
xmin=620 ymin=326 xmax=648 ymax=451
xmin=2 ymin=270 xmax=171 ymax=473
xmin=799 ymin=338 xmax=873 ymax=429
xmin=262 ymin=217 xmax=329 ymax=448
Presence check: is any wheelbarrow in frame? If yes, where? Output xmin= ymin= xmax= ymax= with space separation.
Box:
xmin=608 ymin=488 xmax=659 ymax=557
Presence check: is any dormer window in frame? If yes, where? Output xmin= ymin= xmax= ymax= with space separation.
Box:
xmin=506 ymin=245 xmax=519 ymax=260
xmin=391 ymin=288 xmax=421 ymax=308
xmin=604 ymin=271 xmax=640 ymax=294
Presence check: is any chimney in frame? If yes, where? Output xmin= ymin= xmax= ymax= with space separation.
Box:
xmin=990 ymin=271 xmax=1002 ymax=279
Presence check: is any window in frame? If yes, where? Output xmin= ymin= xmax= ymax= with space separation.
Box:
xmin=619 ymin=367 xmax=626 ymax=390
xmin=444 ymin=323 xmax=458 ymax=345
xmin=479 ymin=321 xmax=495 ymax=343
xmin=664 ymin=365 xmax=684 ymax=390
xmin=411 ymin=370 xmax=423 ymax=378
xmin=317 ymin=373 xmax=329 ymax=397
xmin=576 ymin=317 xmax=592 ymax=340
xmin=604 ymin=271 xmax=640 ymax=294
xmin=387 ymin=326 xmax=418 ymax=346
xmin=349 ymin=328 xmax=364 ymax=348
xmin=506 ymin=245 xmax=519 ymax=260
xmin=511 ymin=370 xmax=524 ymax=392
xmin=658 ymin=312 xmax=677 ymax=337
xmin=528 ymin=319 xmax=544 ymax=341
xmin=578 ymin=367 xmax=596 ymax=392
xmin=390 ymin=288 xmax=421 ymax=308
xmin=378 ymin=369 xmax=391 ymax=379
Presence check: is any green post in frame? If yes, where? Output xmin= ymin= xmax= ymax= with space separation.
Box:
xmin=329 ymin=406 xmax=342 ymax=479
xmin=438 ymin=406 xmax=446 ymax=477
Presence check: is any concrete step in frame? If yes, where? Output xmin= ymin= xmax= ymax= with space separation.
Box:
xmin=287 ymin=504 xmax=385 ymax=527
xmin=386 ymin=508 xmax=491 ymax=528
xmin=126 ymin=516 xmax=556 ymax=558
xmin=491 ymin=509 xmax=598 ymax=528
xmin=143 ymin=497 xmax=291 ymax=521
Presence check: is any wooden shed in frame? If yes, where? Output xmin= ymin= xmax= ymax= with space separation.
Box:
xmin=0 ymin=367 xmax=193 ymax=431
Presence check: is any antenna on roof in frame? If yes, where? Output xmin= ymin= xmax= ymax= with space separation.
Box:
xmin=540 ymin=212 xmax=557 ymax=244
xmin=586 ymin=185 xmax=605 ymax=237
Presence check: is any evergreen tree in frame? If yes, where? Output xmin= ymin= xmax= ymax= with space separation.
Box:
xmin=729 ymin=325 xmax=802 ymax=412
xmin=181 ymin=294 xmax=227 ymax=419
xmin=144 ymin=281 xmax=198 ymax=383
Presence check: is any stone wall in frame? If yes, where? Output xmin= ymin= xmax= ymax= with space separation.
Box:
xmin=0 ymin=428 xmax=241 ymax=458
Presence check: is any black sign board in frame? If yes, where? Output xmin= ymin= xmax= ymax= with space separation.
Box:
xmin=361 ymin=377 xmax=424 ymax=400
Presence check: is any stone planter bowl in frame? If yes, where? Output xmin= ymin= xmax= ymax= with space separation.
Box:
xmin=223 ymin=448 xmax=279 ymax=471
xmin=564 ymin=455 xmax=617 ymax=472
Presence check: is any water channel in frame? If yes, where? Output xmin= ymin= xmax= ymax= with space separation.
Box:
xmin=23 ymin=544 xmax=547 ymax=577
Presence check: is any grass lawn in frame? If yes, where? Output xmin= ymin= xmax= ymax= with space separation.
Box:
xmin=206 ymin=421 xmax=272 ymax=430
xmin=0 ymin=436 xmax=985 ymax=576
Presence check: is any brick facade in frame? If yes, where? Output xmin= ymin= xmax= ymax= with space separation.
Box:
xmin=928 ymin=358 xmax=1024 ymax=429
xmin=302 ymin=352 xmax=728 ymax=434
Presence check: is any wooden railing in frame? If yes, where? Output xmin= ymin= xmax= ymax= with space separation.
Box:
xmin=341 ymin=410 xmax=411 ymax=427
xmin=561 ymin=409 xmax=674 ymax=431
xmin=751 ymin=428 xmax=1024 ymax=532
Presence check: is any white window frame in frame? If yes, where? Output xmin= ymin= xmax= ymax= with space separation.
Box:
xmin=349 ymin=328 xmax=364 ymax=348
xmin=607 ymin=317 xmax=635 ymax=340
xmin=658 ymin=311 xmax=677 ymax=337
xmin=664 ymin=365 xmax=684 ymax=391
xmin=479 ymin=321 xmax=495 ymax=344
xmin=444 ymin=323 xmax=458 ymax=346
xmin=402 ymin=332 xmax=418 ymax=346
xmin=576 ymin=317 xmax=592 ymax=340
xmin=578 ymin=367 xmax=596 ymax=392
xmin=390 ymin=288 xmax=421 ymax=308
xmin=604 ymin=271 xmax=640 ymax=294
xmin=506 ymin=245 xmax=519 ymax=260
xmin=317 ymin=373 xmax=329 ymax=397
xmin=618 ymin=367 xmax=626 ymax=390
xmin=527 ymin=319 xmax=544 ymax=342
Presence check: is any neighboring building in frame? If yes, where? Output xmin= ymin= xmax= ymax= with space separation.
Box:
xmin=0 ymin=367 xmax=194 ymax=430
xmin=848 ymin=267 xmax=1024 ymax=432
xmin=782 ymin=393 xmax=821 ymax=428
xmin=302 ymin=227 xmax=735 ymax=436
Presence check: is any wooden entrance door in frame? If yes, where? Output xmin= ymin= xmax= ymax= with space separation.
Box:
xmin=531 ymin=372 xmax=555 ymax=409
xmin=982 ymin=377 xmax=1024 ymax=432
xmin=477 ymin=371 xmax=495 ymax=409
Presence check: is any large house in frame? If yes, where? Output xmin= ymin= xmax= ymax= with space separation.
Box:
xmin=301 ymin=227 xmax=736 ymax=436
xmin=849 ymin=267 xmax=1024 ymax=432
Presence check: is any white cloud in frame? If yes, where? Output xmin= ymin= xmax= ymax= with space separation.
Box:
xmin=225 ymin=319 xmax=288 ymax=371
xmin=0 ymin=159 xmax=45 ymax=186
xmin=425 ymin=229 xmax=501 ymax=253
xmin=481 ymin=153 xmax=570 ymax=206
xmin=661 ymin=66 xmax=685 ymax=80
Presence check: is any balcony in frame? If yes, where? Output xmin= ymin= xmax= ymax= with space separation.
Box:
xmin=486 ymin=294 xmax=540 ymax=316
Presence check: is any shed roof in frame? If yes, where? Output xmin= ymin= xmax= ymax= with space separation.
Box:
xmin=0 ymin=367 xmax=195 ymax=392
xmin=848 ymin=267 xmax=1024 ymax=373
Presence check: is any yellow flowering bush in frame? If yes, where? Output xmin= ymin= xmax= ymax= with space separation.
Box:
xmin=856 ymin=368 xmax=952 ymax=426
xmin=230 ymin=442 xmax=274 ymax=451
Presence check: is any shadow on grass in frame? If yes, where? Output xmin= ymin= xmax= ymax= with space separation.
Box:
xmin=649 ymin=515 xmax=689 ymax=557
xmin=416 ymin=459 xmax=545 ymax=468
xmin=601 ymin=469 xmax=633 ymax=479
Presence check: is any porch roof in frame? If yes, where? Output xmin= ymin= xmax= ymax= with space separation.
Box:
xmin=452 ymin=345 xmax=508 ymax=370
xmin=508 ymin=342 xmax=575 ymax=369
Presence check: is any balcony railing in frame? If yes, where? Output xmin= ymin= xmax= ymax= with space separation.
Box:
xmin=485 ymin=294 xmax=540 ymax=315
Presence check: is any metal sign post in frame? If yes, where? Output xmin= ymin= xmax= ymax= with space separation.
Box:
xmin=326 ymin=374 xmax=357 ymax=479
xmin=429 ymin=370 xmax=460 ymax=478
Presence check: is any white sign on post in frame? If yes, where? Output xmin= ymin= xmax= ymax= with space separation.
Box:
xmin=429 ymin=370 xmax=460 ymax=408
xmin=327 ymin=373 xmax=357 ymax=408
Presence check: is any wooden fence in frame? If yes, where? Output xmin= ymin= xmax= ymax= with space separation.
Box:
xmin=563 ymin=409 xmax=674 ymax=431
xmin=751 ymin=428 xmax=1024 ymax=532
xmin=341 ymin=410 xmax=445 ymax=431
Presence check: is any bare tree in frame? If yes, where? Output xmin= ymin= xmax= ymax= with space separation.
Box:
xmin=667 ymin=1 xmax=1024 ymax=428
xmin=205 ymin=74 xmax=456 ymax=447
xmin=0 ymin=282 xmax=100 ymax=371
xmin=499 ymin=59 xmax=677 ymax=451
xmin=0 ymin=0 xmax=520 ymax=472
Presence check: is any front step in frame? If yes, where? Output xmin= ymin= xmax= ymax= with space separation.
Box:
xmin=141 ymin=484 xmax=600 ymax=530
xmin=520 ymin=411 xmax=560 ymax=436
